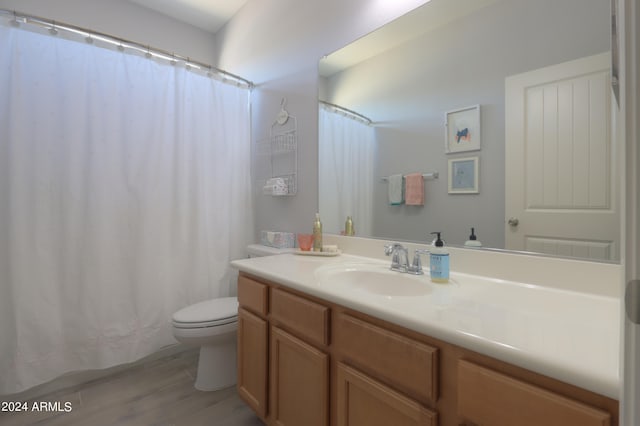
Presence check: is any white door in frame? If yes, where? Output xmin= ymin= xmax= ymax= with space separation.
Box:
xmin=620 ymin=1 xmax=640 ymax=424
xmin=505 ymin=52 xmax=619 ymax=261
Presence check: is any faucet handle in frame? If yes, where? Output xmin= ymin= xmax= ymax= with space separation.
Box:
xmin=384 ymin=244 xmax=395 ymax=256
xmin=384 ymin=242 xmax=404 ymax=256
xmin=409 ymin=248 xmax=431 ymax=275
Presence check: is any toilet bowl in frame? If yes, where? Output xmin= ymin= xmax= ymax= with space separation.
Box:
xmin=172 ymin=297 xmax=238 ymax=391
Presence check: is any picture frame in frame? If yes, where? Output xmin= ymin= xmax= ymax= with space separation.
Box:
xmin=445 ymin=105 xmax=481 ymax=153
xmin=448 ymin=157 xmax=479 ymax=194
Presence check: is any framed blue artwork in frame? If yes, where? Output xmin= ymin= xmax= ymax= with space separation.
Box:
xmin=448 ymin=157 xmax=479 ymax=194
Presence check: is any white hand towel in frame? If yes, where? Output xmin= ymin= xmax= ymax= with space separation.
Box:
xmin=388 ymin=174 xmax=404 ymax=205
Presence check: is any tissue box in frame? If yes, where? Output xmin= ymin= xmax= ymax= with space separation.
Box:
xmin=260 ymin=231 xmax=295 ymax=249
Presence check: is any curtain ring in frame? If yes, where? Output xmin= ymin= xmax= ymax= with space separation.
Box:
xmin=48 ymin=21 xmax=58 ymax=36
xmin=10 ymin=11 xmax=20 ymax=27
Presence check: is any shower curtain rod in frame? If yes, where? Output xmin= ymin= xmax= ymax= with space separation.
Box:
xmin=0 ymin=9 xmax=254 ymax=89
xmin=320 ymin=100 xmax=373 ymax=125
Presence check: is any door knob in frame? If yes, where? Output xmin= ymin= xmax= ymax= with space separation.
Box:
xmin=508 ymin=217 xmax=519 ymax=227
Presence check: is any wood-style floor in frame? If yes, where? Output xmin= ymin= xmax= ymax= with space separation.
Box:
xmin=0 ymin=350 xmax=263 ymax=426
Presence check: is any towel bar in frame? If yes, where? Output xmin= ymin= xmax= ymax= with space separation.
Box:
xmin=380 ymin=172 xmax=438 ymax=182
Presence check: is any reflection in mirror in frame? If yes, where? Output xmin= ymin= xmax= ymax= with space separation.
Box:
xmin=318 ymin=0 xmax=618 ymax=262
xmin=319 ymin=102 xmax=375 ymax=237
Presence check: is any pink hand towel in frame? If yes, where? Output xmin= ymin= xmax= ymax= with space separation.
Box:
xmin=405 ymin=173 xmax=424 ymax=205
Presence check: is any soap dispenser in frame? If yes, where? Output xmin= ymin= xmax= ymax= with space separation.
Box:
xmin=429 ymin=232 xmax=449 ymax=283
xmin=464 ymin=227 xmax=483 ymax=248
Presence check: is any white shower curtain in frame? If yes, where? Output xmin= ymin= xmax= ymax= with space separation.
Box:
xmin=0 ymin=23 xmax=252 ymax=394
xmin=319 ymin=104 xmax=375 ymax=236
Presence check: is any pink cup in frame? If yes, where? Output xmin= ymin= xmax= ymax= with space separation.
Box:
xmin=297 ymin=234 xmax=314 ymax=251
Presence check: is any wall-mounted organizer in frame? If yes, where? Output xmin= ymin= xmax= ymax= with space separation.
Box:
xmin=255 ymin=98 xmax=298 ymax=196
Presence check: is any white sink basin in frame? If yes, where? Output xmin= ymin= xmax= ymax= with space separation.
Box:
xmin=314 ymin=262 xmax=432 ymax=297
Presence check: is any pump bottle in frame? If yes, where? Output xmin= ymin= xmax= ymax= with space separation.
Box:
xmin=464 ymin=227 xmax=483 ymax=248
xmin=429 ymin=232 xmax=449 ymax=283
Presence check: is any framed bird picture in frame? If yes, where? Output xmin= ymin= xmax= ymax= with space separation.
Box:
xmin=445 ymin=105 xmax=481 ymax=154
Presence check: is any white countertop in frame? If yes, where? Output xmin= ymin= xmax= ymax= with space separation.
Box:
xmin=231 ymin=251 xmax=620 ymax=400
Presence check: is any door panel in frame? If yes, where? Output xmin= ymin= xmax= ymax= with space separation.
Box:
xmin=505 ymin=52 xmax=618 ymax=260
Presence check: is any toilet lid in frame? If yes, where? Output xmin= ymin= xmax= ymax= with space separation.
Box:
xmin=172 ymin=297 xmax=238 ymax=327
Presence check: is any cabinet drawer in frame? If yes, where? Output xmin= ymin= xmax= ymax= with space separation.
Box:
xmin=270 ymin=288 xmax=330 ymax=347
xmin=238 ymin=275 xmax=268 ymax=317
xmin=337 ymin=363 xmax=437 ymax=426
xmin=334 ymin=313 xmax=438 ymax=404
xmin=458 ymin=360 xmax=611 ymax=426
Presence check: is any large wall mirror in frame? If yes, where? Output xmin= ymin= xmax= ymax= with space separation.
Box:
xmin=318 ymin=0 xmax=619 ymax=262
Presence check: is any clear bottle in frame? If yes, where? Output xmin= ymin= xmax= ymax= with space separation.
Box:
xmin=429 ymin=232 xmax=449 ymax=283
xmin=313 ymin=213 xmax=323 ymax=252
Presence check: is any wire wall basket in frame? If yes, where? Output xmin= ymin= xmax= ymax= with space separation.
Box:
xmin=255 ymin=99 xmax=298 ymax=196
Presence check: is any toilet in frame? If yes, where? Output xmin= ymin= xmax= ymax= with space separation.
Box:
xmin=172 ymin=245 xmax=284 ymax=391
xmin=172 ymin=297 xmax=238 ymax=391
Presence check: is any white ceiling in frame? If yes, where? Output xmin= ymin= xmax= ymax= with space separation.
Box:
xmin=127 ymin=0 xmax=249 ymax=33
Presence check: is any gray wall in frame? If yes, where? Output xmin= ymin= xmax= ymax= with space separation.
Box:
xmin=323 ymin=0 xmax=610 ymax=248
xmin=214 ymin=0 xmax=429 ymax=240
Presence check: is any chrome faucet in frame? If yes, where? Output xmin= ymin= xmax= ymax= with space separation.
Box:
xmin=384 ymin=243 xmax=409 ymax=272
xmin=384 ymin=243 xmax=430 ymax=275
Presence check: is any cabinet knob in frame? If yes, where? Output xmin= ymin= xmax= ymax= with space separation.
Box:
xmin=507 ymin=217 xmax=519 ymax=227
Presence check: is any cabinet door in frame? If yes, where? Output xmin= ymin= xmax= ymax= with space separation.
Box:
xmin=337 ymin=363 xmax=437 ymax=426
xmin=237 ymin=308 xmax=268 ymax=419
xmin=270 ymin=326 xmax=329 ymax=426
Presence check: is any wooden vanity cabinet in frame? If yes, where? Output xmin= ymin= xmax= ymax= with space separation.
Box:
xmin=236 ymin=272 xmax=618 ymax=426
